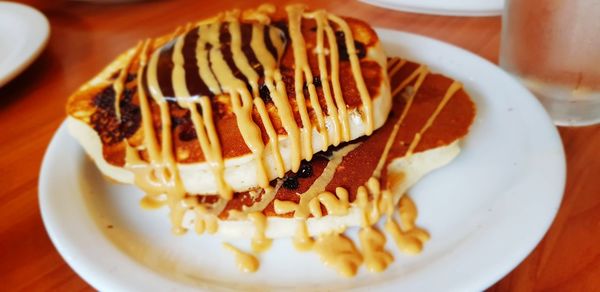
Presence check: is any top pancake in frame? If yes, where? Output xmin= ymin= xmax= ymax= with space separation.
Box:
xmin=66 ymin=5 xmax=391 ymax=196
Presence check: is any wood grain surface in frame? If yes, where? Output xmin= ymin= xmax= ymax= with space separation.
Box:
xmin=1 ymin=0 xmax=598 ymax=290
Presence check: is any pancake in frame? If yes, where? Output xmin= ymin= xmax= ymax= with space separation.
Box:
xmin=66 ymin=4 xmax=391 ymax=201
xmin=180 ymin=57 xmax=476 ymax=239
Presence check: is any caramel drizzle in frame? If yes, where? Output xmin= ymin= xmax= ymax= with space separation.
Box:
xmin=254 ymin=23 xmax=303 ymax=173
xmin=133 ymin=40 xmax=161 ymax=176
xmin=207 ymin=18 xmax=271 ymax=190
xmin=113 ymin=42 xmax=142 ymax=122
xmin=293 ymin=220 xmax=314 ymax=251
xmin=146 ymin=26 xmax=190 ymax=234
xmin=172 ymin=27 xmax=232 ymax=199
xmin=277 ymin=59 xmax=459 ymax=276
xmin=359 ymin=226 xmax=393 ymax=272
xmin=223 ymin=243 xmax=260 ymax=273
xmin=342 ymin=62 xmax=462 ymax=220
xmin=113 ymin=4 xmax=380 ymax=235
xmin=387 ymin=58 xmax=406 ymax=78
xmin=385 ymin=196 xmax=430 ymax=254
xmin=269 ymin=58 xmax=460 ymax=213
xmin=272 ymin=142 xmax=360 ymax=218
xmin=273 ymin=60 xmax=461 ymax=223
xmin=328 ymin=13 xmax=374 ymax=135
xmin=231 ymin=19 xmax=285 ymax=178
xmin=274 ymin=58 xmax=461 ymax=276
xmin=287 ymin=5 xmax=323 ymax=159
xmin=313 ymin=232 xmax=363 ymax=277
xmin=305 ymin=10 xmax=346 ymax=145
xmin=248 ymin=212 xmax=273 ymax=252
xmin=142 ymin=12 xmax=287 ymax=205
xmin=373 ymin=65 xmax=429 ymax=178
xmin=194 ymin=205 xmax=219 ymax=234
xmin=406 ymin=81 xmax=462 ymax=155
xmin=309 ymin=187 xmax=349 ymax=218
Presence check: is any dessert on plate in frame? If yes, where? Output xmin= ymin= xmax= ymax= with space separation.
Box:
xmin=66 ymin=4 xmax=475 ymax=276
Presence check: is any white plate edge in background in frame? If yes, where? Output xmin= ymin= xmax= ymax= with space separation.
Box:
xmin=0 ymin=2 xmax=50 ymax=87
xmin=360 ymin=0 xmax=504 ymax=16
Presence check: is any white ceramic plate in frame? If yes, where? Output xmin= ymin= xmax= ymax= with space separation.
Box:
xmin=0 ymin=2 xmax=49 ymax=87
xmin=39 ymin=29 xmax=565 ymax=291
xmin=360 ymin=0 xmax=504 ymax=16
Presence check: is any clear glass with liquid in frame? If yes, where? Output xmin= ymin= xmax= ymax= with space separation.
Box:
xmin=500 ymin=0 xmax=600 ymax=126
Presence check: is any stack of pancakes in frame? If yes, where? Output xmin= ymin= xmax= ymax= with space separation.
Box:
xmin=66 ymin=4 xmax=475 ymax=275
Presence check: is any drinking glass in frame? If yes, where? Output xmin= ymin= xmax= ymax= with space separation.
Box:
xmin=500 ymin=0 xmax=600 ymax=126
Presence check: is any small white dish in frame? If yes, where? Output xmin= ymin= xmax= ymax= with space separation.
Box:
xmin=360 ymin=0 xmax=504 ymax=16
xmin=0 ymin=2 xmax=49 ymax=87
xmin=39 ymin=29 xmax=564 ymax=291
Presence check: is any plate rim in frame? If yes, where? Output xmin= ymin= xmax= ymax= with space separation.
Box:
xmin=0 ymin=2 xmax=50 ymax=87
xmin=39 ymin=29 xmax=565 ymax=291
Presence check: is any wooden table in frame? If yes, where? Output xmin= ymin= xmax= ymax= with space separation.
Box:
xmin=1 ymin=0 xmax=598 ymax=290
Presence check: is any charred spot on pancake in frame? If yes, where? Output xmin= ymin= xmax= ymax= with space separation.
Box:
xmin=91 ymin=86 xmax=123 ymax=145
xmin=219 ymin=22 xmax=231 ymax=43
xmin=280 ymin=65 xmax=293 ymax=74
xmin=170 ymin=105 xmax=197 ymax=141
xmin=312 ymin=76 xmax=322 ymax=87
xmin=302 ymin=76 xmax=322 ymax=92
xmin=354 ymin=41 xmax=366 ymax=59
xmin=179 ymin=126 xmax=197 ymax=141
xmin=269 ymin=179 xmax=279 ymax=187
xmin=259 ymin=83 xmax=272 ymax=103
xmin=93 ymin=86 xmax=116 ymax=110
xmin=282 ymin=175 xmax=299 ymax=190
xmin=335 ymin=31 xmax=367 ymax=61
xmin=126 ymin=73 xmax=136 ymax=83
xmin=297 ymin=161 xmax=313 ymax=178
xmin=109 ymin=71 xmax=120 ymax=80
xmin=119 ymin=87 xmax=141 ymax=138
